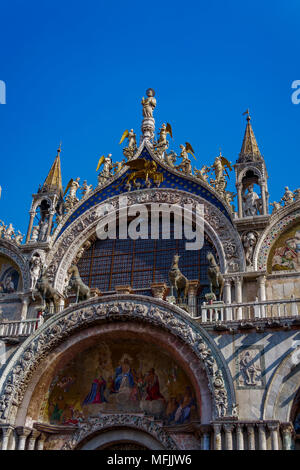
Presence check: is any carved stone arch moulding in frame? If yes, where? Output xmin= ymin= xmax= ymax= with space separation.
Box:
xmin=62 ymin=414 xmax=176 ymax=450
xmin=0 ymin=242 xmax=30 ymax=291
xmin=237 ymin=165 xmax=263 ymax=184
xmin=0 ymin=295 xmax=236 ymax=425
xmin=46 ymin=188 xmax=244 ymax=291
xmin=31 ymin=194 xmax=54 ymax=213
xmin=254 ymin=207 xmax=300 ymax=271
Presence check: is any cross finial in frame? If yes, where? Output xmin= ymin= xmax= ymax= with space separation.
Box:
xmin=242 ymin=109 xmax=251 ymax=121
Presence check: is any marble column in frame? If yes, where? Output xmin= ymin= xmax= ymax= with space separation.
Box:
xmin=20 ymin=296 xmax=29 ymax=320
xmin=36 ymin=433 xmax=47 ymax=450
xmin=247 ymin=424 xmax=255 ymax=450
xmin=27 ymin=430 xmax=40 ymax=450
xmin=236 ymin=423 xmax=244 ymax=450
xmin=268 ymin=422 xmax=279 ymax=450
xmin=201 ymin=302 xmax=207 ymax=323
xmin=281 ymin=423 xmax=293 ymax=450
xmin=187 ymin=280 xmax=199 ymax=317
xmin=224 ymin=424 xmax=234 ymax=450
xmin=213 ymin=424 xmax=222 ymax=450
xmin=16 ymin=427 xmax=32 ymax=450
xmin=234 ymin=276 xmax=243 ymax=320
xmin=258 ymin=275 xmax=267 ymax=318
xmin=45 ymin=210 xmax=55 ymax=241
xmin=224 ymin=278 xmax=232 ymax=321
xmin=1 ymin=425 xmax=13 ymax=450
xmin=25 ymin=210 xmax=36 ymax=243
xmin=258 ymin=424 xmax=267 ymax=450
xmin=259 ymin=179 xmax=268 ymax=215
xmin=237 ymin=183 xmax=243 ymax=218
xmin=199 ymin=425 xmax=211 ymax=450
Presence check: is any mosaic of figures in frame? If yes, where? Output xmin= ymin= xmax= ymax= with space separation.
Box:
xmin=0 ymin=255 xmax=21 ymax=294
xmin=270 ymin=224 xmax=300 ymax=272
xmin=42 ymin=339 xmax=198 ymax=426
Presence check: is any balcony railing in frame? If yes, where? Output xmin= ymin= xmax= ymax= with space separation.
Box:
xmin=0 ymin=317 xmax=44 ymax=338
xmin=0 ymin=298 xmax=299 ymax=339
xmin=198 ymin=298 xmax=300 ymax=323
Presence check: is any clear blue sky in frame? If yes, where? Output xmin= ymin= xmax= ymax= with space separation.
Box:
xmin=0 ymin=0 xmax=299 ymax=234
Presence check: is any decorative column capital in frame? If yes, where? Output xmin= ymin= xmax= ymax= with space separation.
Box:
xmin=198 ymin=424 xmax=212 ymax=435
xmin=30 ymin=429 xmax=41 ymax=439
xmin=258 ymin=275 xmax=267 ymax=285
xmin=151 ymin=282 xmax=168 ymax=299
xmin=223 ymin=423 xmax=235 ymax=432
xmin=0 ymin=424 xmax=14 ymax=435
xmin=15 ymin=426 xmax=32 ymax=437
xmin=281 ymin=423 xmax=294 ymax=434
xmin=187 ymin=280 xmax=200 ymax=296
xmin=266 ymin=421 xmax=279 ymax=432
xmin=213 ymin=423 xmax=222 ymax=433
xmin=115 ymin=285 xmax=133 ymax=295
xmin=246 ymin=424 xmax=255 ymax=435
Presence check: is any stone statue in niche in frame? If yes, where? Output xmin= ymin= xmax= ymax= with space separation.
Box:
xmin=30 ymin=254 xmax=42 ymax=291
xmin=38 ymin=219 xmax=49 ymax=242
xmin=242 ymin=231 xmax=258 ymax=267
xmin=242 ymin=184 xmax=261 ymax=216
xmin=31 ymin=225 xmax=39 ymax=242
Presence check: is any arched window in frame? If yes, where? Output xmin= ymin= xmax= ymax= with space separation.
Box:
xmin=77 ymin=223 xmax=218 ymax=303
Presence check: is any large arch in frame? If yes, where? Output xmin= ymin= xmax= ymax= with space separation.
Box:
xmin=63 ymin=416 xmax=172 ymax=450
xmin=263 ymin=346 xmax=300 ymax=421
xmin=46 ymin=188 xmax=245 ymax=292
xmin=254 ymin=203 xmax=300 ymax=272
xmin=0 ymin=295 xmax=236 ymax=435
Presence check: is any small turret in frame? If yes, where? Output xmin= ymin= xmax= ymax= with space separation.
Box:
xmin=25 ymin=145 xmax=64 ymax=244
xmin=234 ymin=111 xmax=269 ymax=219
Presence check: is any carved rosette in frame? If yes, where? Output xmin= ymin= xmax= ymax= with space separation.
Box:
xmin=0 ymin=296 xmax=235 ymax=424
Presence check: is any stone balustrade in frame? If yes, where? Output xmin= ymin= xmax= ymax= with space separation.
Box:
xmin=0 ymin=297 xmax=299 ymax=339
xmin=0 ymin=317 xmax=44 ymax=338
xmin=199 ymin=297 xmax=300 ymax=323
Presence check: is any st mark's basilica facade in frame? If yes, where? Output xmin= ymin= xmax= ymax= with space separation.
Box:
xmin=0 ymin=90 xmax=299 ymax=450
